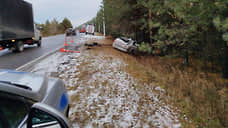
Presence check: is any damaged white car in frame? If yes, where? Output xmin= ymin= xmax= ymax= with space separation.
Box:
xmin=113 ymin=37 xmax=138 ymax=54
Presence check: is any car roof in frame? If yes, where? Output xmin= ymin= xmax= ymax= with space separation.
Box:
xmin=0 ymin=70 xmax=47 ymax=101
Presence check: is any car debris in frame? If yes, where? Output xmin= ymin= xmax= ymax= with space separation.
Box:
xmin=85 ymin=42 xmax=101 ymax=47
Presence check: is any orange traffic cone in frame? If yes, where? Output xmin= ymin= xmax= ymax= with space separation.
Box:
xmin=60 ymin=48 xmax=65 ymax=52
xmin=64 ymin=30 xmax=68 ymax=46
xmin=71 ymin=30 xmax=74 ymax=43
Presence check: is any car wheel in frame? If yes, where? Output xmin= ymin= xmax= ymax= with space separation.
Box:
xmin=37 ymin=39 xmax=41 ymax=47
xmin=128 ymin=48 xmax=136 ymax=55
xmin=13 ymin=41 xmax=24 ymax=52
xmin=132 ymin=49 xmax=137 ymax=55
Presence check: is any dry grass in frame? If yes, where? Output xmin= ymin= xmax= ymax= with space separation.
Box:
xmin=68 ymin=40 xmax=182 ymax=127
xmin=130 ymin=56 xmax=228 ymax=127
xmin=94 ymin=32 xmax=104 ymax=36
xmin=85 ymin=38 xmax=228 ymax=128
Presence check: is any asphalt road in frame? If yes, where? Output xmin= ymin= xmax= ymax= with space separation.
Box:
xmin=0 ymin=34 xmax=80 ymax=69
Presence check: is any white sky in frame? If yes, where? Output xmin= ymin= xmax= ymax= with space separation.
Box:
xmin=24 ymin=0 xmax=102 ymax=27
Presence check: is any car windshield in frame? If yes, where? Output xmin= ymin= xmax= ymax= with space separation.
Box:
xmin=120 ymin=37 xmax=130 ymax=42
xmin=0 ymin=92 xmax=31 ymax=128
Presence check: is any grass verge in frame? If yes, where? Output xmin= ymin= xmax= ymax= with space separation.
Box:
xmin=85 ymin=37 xmax=228 ymax=128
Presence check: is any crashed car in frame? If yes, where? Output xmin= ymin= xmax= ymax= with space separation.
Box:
xmin=113 ymin=37 xmax=138 ymax=54
xmin=0 ymin=70 xmax=70 ymax=128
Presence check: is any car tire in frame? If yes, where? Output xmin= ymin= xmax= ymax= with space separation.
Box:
xmin=128 ymin=48 xmax=136 ymax=55
xmin=13 ymin=41 xmax=24 ymax=52
xmin=66 ymin=106 xmax=70 ymax=118
xmin=132 ymin=49 xmax=136 ymax=55
xmin=37 ymin=39 xmax=41 ymax=47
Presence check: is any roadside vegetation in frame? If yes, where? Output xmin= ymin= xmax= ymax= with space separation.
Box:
xmin=91 ymin=0 xmax=228 ymax=79
xmin=84 ymin=0 xmax=228 ymax=127
xmin=37 ymin=18 xmax=73 ymax=37
xmin=87 ymin=37 xmax=228 ymax=127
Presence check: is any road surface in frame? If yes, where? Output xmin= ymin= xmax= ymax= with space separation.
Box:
xmin=0 ymin=34 xmax=80 ymax=69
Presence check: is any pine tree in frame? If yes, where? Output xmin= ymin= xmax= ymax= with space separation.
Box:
xmin=60 ymin=18 xmax=73 ymax=30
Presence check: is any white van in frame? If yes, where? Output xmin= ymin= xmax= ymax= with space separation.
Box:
xmin=86 ymin=24 xmax=95 ymax=35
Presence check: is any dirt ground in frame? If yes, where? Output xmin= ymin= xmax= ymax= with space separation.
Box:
xmin=31 ymin=35 xmax=183 ymax=128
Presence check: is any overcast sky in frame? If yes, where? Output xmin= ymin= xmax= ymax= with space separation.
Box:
xmin=24 ymin=0 xmax=102 ymax=27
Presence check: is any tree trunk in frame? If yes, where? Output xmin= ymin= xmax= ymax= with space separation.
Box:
xmin=148 ymin=9 xmax=153 ymax=44
xmin=184 ymin=50 xmax=189 ymax=66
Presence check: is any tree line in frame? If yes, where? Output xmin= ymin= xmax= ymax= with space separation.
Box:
xmin=93 ymin=0 xmax=228 ymax=78
xmin=37 ymin=18 xmax=73 ymax=37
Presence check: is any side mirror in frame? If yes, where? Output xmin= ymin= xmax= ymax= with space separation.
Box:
xmin=27 ymin=103 xmax=70 ymax=128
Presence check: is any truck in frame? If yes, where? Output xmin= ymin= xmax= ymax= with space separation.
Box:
xmin=79 ymin=28 xmax=86 ymax=33
xmin=0 ymin=0 xmax=42 ymax=53
xmin=86 ymin=24 xmax=95 ymax=35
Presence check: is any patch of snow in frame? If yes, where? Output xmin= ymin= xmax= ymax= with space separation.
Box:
xmin=83 ymin=35 xmax=105 ymax=40
xmin=155 ymin=86 xmax=165 ymax=92
xmin=31 ymin=52 xmax=63 ymax=75
xmin=68 ymin=52 xmax=181 ymax=128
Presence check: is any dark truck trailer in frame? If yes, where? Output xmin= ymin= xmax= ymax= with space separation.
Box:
xmin=0 ymin=0 xmax=42 ymax=52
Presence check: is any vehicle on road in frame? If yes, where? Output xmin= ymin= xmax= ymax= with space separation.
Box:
xmin=86 ymin=24 xmax=95 ymax=35
xmin=0 ymin=0 xmax=42 ymax=53
xmin=66 ymin=28 xmax=76 ymax=36
xmin=113 ymin=37 xmax=138 ymax=54
xmin=0 ymin=69 xmax=70 ymax=128
xmin=79 ymin=29 xmax=86 ymax=33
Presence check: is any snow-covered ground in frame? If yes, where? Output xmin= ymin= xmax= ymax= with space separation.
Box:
xmin=83 ymin=35 xmax=105 ymax=40
xmin=31 ymin=35 xmax=182 ymax=128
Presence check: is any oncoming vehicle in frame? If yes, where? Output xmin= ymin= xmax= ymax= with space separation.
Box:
xmin=79 ymin=29 xmax=86 ymax=33
xmin=0 ymin=70 xmax=70 ymax=128
xmin=86 ymin=24 xmax=95 ymax=35
xmin=113 ymin=37 xmax=138 ymax=54
xmin=66 ymin=28 xmax=76 ymax=36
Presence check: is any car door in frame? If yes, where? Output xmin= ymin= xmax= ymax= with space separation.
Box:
xmin=27 ymin=103 xmax=70 ymax=128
